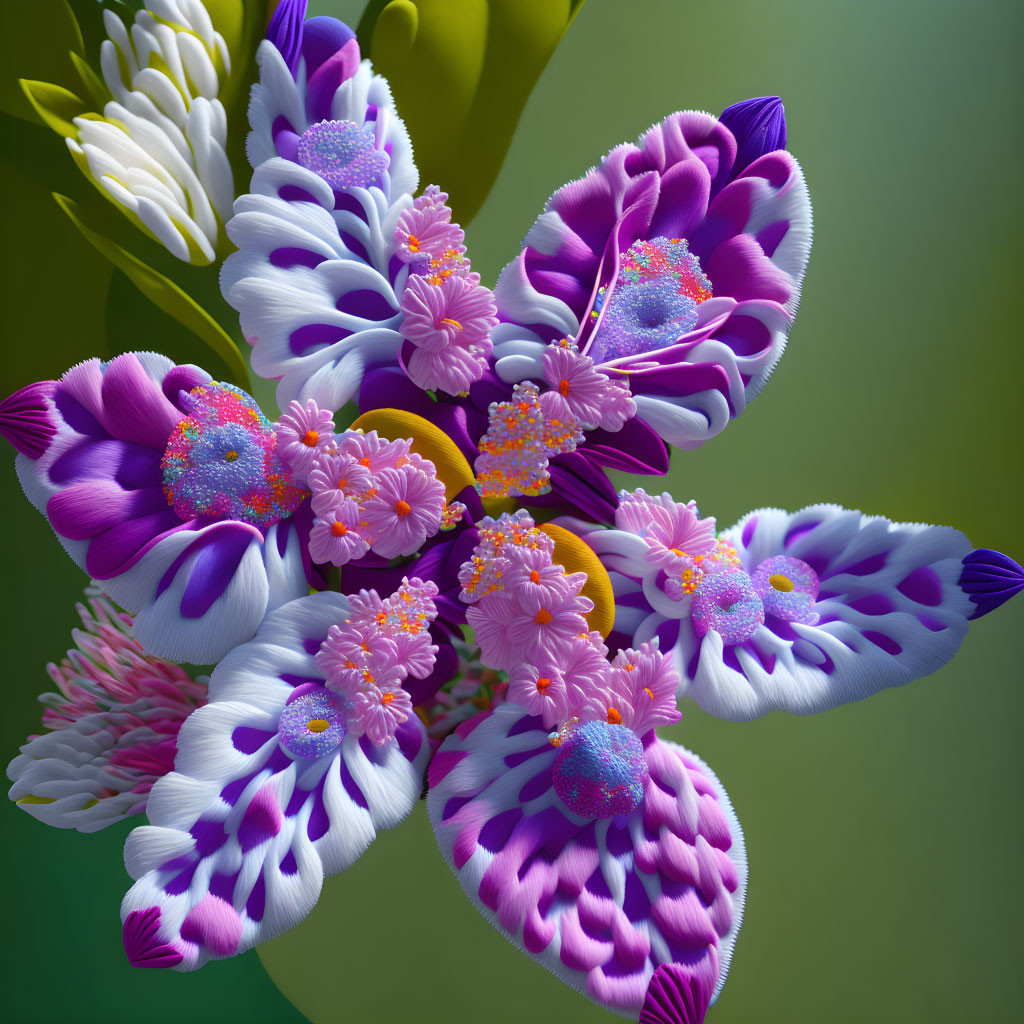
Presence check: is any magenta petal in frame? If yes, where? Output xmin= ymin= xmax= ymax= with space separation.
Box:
xmin=123 ymin=907 xmax=184 ymax=969
xmin=47 ymin=481 xmax=168 ymax=541
xmin=0 ymin=380 xmax=57 ymax=458
xmin=99 ymin=354 xmax=182 ymax=448
xmin=640 ymin=963 xmax=714 ymax=1024
xmin=704 ymin=234 xmax=792 ymax=305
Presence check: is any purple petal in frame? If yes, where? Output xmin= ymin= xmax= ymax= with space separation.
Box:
xmin=640 ymin=963 xmax=713 ymax=1024
xmin=0 ymin=380 xmax=56 ymax=458
xmin=267 ymin=0 xmax=308 ymax=75
xmin=718 ymin=96 xmax=787 ymax=179
xmin=960 ymin=548 xmax=1024 ymax=619
xmin=99 ymin=353 xmax=183 ymax=449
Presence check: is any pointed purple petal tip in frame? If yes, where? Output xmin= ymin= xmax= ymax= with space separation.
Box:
xmin=960 ymin=548 xmax=1024 ymax=619
xmin=719 ymin=95 xmax=787 ymax=175
xmin=267 ymin=0 xmax=308 ymax=74
xmin=0 ymin=380 xmax=57 ymax=458
xmin=640 ymin=963 xmax=713 ymax=1024
xmin=123 ymin=907 xmax=184 ymax=969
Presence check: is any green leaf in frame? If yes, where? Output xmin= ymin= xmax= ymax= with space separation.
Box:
xmin=68 ymin=50 xmax=110 ymax=110
xmin=53 ymin=193 xmax=251 ymax=387
xmin=18 ymin=79 xmax=88 ymax=139
xmin=367 ymin=0 xmax=588 ymax=225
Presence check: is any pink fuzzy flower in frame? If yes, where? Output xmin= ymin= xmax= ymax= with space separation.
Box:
xmin=400 ymin=274 xmax=497 ymax=395
xmin=308 ymin=495 xmax=369 ymax=566
xmin=616 ymin=490 xmax=717 ymax=573
xmin=337 ymin=430 xmax=413 ymax=473
xmin=393 ymin=185 xmax=466 ymax=264
xmin=507 ymin=662 xmax=570 ymax=729
xmin=275 ymin=399 xmax=336 ymax=483
xmin=350 ymin=683 xmax=414 ymax=744
xmin=308 ymin=451 xmax=374 ymax=515
xmin=502 ymin=545 xmax=577 ymax=614
xmin=609 ymin=642 xmax=682 ymax=735
xmin=466 ymin=592 xmax=525 ymax=672
xmin=361 ymin=464 xmax=445 ymax=558
xmin=542 ymin=341 xmax=636 ymax=431
xmin=505 ymin=580 xmax=594 ymax=660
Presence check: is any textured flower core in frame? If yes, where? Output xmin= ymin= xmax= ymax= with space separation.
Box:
xmin=691 ymin=571 xmax=765 ymax=644
xmin=752 ymin=555 xmax=820 ymax=624
xmin=588 ymin=237 xmax=712 ymax=364
xmin=551 ymin=719 xmax=648 ymax=819
xmin=162 ymin=382 xmax=305 ymax=525
xmin=277 ymin=690 xmax=347 ymax=759
xmin=296 ymin=119 xmax=389 ymax=191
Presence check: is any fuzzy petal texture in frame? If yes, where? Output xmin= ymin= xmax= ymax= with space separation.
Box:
xmin=427 ymin=704 xmax=746 ymax=1017
xmin=223 ymin=39 xmax=417 ymax=409
xmin=595 ymin=504 xmax=979 ymax=720
xmin=492 ymin=110 xmax=811 ymax=453
xmin=120 ymin=591 xmax=429 ymax=970
xmin=13 ymin=354 xmax=311 ymax=662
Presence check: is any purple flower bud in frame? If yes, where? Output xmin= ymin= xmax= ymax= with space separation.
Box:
xmin=0 ymin=380 xmax=56 ymax=458
xmin=959 ymin=548 xmax=1024 ymax=619
xmin=719 ymin=95 xmax=788 ymax=175
xmin=266 ymin=0 xmax=308 ymax=75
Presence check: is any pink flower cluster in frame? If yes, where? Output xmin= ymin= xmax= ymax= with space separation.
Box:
xmin=292 ymin=418 xmax=451 ymax=565
xmin=315 ymin=577 xmax=440 ymax=744
xmin=395 ymin=186 xmax=498 ymax=395
xmin=274 ymin=399 xmax=338 ymax=484
xmin=616 ymin=489 xmax=740 ymax=599
xmin=541 ymin=339 xmax=636 ymax=432
xmin=457 ymin=513 xmax=681 ymax=734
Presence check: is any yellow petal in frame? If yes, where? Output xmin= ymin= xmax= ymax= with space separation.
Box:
xmin=538 ymin=523 xmax=614 ymax=639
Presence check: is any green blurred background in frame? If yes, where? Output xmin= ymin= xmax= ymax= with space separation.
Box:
xmin=2 ymin=0 xmax=1022 ymax=1021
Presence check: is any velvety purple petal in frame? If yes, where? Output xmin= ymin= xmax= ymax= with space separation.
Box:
xmin=85 ymin=510 xmax=190 ymax=580
xmin=99 ymin=353 xmax=183 ymax=449
xmin=48 ymin=438 xmax=162 ymax=489
xmin=306 ymin=38 xmax=361 ymax=123
xmin=718 ymin=96 xmax=787 ymax=180
xmin=47 ymin=480 xmax=169 ymax=541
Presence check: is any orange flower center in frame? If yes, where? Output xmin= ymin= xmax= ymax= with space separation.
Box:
xmin=396 ymin=500 xmax=412 ymax=517
xmin=306 ymin=719 xmax=330 ymax=733
xmin=558 ymin=378 xmax=570 ymax=397
xmin=330 ymin=521 xmax=348 ymax=537
xmin=535 ymin=677 xmax=551 ymax=693
xmin=529 ymin=570 xmax=541 ymax=584
xmin=381 ymin=692 xmax=395 ymax=705
xmin=535 ymin=608 xmax=553 ymax=625
xmin=301 ymin=429 xmax=319 ymax=447
xmin=607 ymin=707 xmax=623 ymax=725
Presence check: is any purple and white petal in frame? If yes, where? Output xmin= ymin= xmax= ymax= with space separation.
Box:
xmin=120 ymin=592 xmax=429 ymax=970
xmin=609 ymin=505 xmax=977 ymax=720
xmin=427 ymin=704 xmax=746 ymax=1018
xmin=492 ymin=109 xmax=812 ymax=451
xmin=225 ymin=37 xmax=418 ymax=409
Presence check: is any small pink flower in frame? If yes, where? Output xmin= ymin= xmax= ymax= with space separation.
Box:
xmin=337 ymin=430 xmax=412 ymax=473
xmin=350 ymin=683 xmax=414 ymax=745
xmin=392 ymin=630 xmax=439 ymax=680
xmin=507 ymin=662 xmax=569 ymax=729
xmin=610 ymin=642 xmax=681 ymax=735
xmin=503 ymin=546 xmax=575 ymax=614
xmin=616 ymin=490 xmax=717 ymax=573
xmin=505 ymin=582 xmax=594 ymax=660
xmin=361 ymin=464 xmax=445 ymax=558
xmin=393 ymin=185 xmax=466 ymax=264
xmin=400 ymin=274 xmax=497 ymax=395
xmin=275 ymin=399 xmax=336 ymax=483
xmin=316 ymin=622 xmax=402 ymax=696
xmin=308 ymin=451 xmax=374 ymax=515
xmin=466 ymin=592 xmax=525 ymax=672
xmin=542 ymin=342 xmax=636 ymax=431
xmin=308 ymin=495 xmax=368 ymax=566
